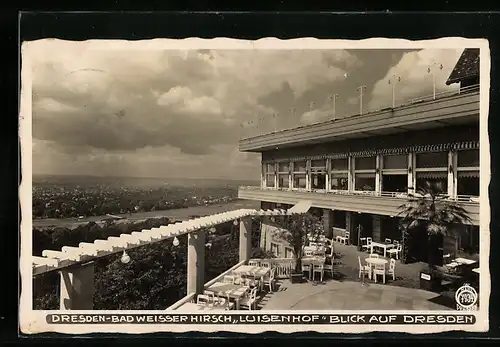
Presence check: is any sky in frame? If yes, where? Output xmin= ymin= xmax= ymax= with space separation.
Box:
xmin=26 ymin=40 xmax=465 ymax=180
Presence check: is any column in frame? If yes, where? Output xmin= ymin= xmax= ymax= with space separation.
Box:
xmin=407 ymin=152 xmax=415 ymax=195
xmin=325 ymin=158 xmax=331 ymax=192
xmin=348 ymin=157 xmax=355 ymax=192
xmin=288 ymin=161 xmax=293 ymax=190
xmin=323 ymin=209 xmax=334 ymax=239
xmin=375 ymin=155 xmax=382 ymax=194
xmin=274 ymin=163 xmax=278 ymax=188
xmin=306 ymin=159 xmax=311 ymax=191
xmin=261 ymin=163 xmax=265 ymax=188
xmin=187 ymin=229 xmax=205 ymax=295
xmin=59 ymin=262 xmax=95 ymax=310
xmin=448 ymin=151 xmax=457 ymax=198
xmin=239 ymin=217 xmax=253 ymax=262
xmin=372 ymin=215 xmax=382 ymax=242
xmin=345 ymin=212 xmax=354 ymax=244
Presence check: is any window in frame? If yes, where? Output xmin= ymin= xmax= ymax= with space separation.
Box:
xmin=354 ymin=157 xmax=376 ymax=191
xmin=457 ymin=149 xmax=479 ymax=197
xmin=264 ymin=163 xmax=276 ymax=188
xmin=285 ymin=247 xmax=294 ymax=259
xmin=330 ymin=158 xmax=349 ymax=191
xmin=415 ymin=152 xmax=448 ymax=193
xmin=382 ymin=154 xmax=408 ymax=193
xmin=311 ymin=159 xmax=326 ymax=190
xmin=292 ymin=160 xmax=307 ymax=189
xmin=277 ymin=162 xmax=290 ymax=189
xmin=270 ymin=242 xmax=281 ymax=257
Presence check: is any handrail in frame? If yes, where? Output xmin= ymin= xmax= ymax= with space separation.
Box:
xmin=239 ymin=186 xmax=479 ymax=202
xmin=203 ymin=260 xmax=247 ymax=288
xmin=165 ymin=292 xmax=196 ymax=310
xmin=240 ymin=84 xmax=479 ymax=140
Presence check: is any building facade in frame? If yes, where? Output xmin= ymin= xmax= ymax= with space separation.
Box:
xmin=238 ymin=49 xmax=481 ymax=264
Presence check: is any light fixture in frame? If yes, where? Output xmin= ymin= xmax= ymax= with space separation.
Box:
xmin=172 ymin=236 xmax=180 ymax=247
xmin=120 ymin=251 xmax=131 ymax=264
xmin=210 ymin=227 xmax=216 ymax=233
xmin=233 ymin=220 xmax=239 ymax=226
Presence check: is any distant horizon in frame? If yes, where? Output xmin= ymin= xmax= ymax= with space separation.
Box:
xmin=32 ymin=172 xmax=260 ymax=183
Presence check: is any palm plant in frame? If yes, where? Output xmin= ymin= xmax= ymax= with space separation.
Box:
xmin=273 ymin=213 xmax=322 ymax=273
xmin=398 ymin=181 xmax=472 ymax=268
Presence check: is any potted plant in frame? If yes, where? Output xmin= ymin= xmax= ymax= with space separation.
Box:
xmin=398 ymin=181 xmax=472 ymax=292
xmin=273 ymin=212 xmax=322 ymax=284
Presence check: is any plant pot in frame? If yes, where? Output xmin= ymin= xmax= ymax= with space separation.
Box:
xmin=290 ymin=273 xmax=303 ymax=284
xmin=419 ymin=271 xmax=442 ymax=292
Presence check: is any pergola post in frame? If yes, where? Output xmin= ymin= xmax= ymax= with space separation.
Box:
xmin=239 ymin=216 xmax=253 ymax=262
xmin=323 ymin=209 xmax=334 ymax=239
xmin=59 ymin=261 xmax=95 ymax=310
xmin=187 ymin=229 xmax=205 ymax=295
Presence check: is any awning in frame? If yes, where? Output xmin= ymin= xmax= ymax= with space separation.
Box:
xmin=288 ymin=200 xmax=313 ymax=214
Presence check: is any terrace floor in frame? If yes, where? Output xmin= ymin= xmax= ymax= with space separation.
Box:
xmin=258 ymin=280 xmax=452 ymax=310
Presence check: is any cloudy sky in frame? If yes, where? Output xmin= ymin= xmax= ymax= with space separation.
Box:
xmin=27 ymin=40 xmax=464 ymax=180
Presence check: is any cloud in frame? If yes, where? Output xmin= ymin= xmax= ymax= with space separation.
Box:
xmin=368 ymin=48 xmax=463 ymax=109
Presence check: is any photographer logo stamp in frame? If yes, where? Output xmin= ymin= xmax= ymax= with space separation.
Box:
xmin=455 ymin=283 xmax=478 ymax=311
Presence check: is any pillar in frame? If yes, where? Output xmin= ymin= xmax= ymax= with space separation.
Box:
xmin=345 ymin=212 xmax=354 ymax=244
xmin=239 ymin=217 xmax=253 ymax=262
xmin=187 ymin=229 xmax=205 ymax=295
xmin=408 ymin=153 xmax=415 ymax=195
xmin=348 ymin=157 xmax=355 ymax=192
xmin=372 ymin=215 xmax=382 ymax=242
xmin=323 ymin=209 xmax=334 ymax=239
xmin=306 ymin=159 xmax=311 ymax=191
xmin=375 ymin=155 xmax=382 ymax=194
xmin=448 ymin=151 xmax=458 ymax=198
xmin=59 ymin=262 xmax=95 ymax=310
xmin=325 ymin=158 xmax=331 ymax=192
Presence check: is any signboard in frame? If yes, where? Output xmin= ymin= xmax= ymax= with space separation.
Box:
xmin=420 ymin=273 xmax=431 ymax=281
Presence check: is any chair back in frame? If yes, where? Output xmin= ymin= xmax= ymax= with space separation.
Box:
xmin=385 ymin=238 xmax=392 ymax=243
xmin=397 ymin=244 xmax=403 ymax=252
xmin=223 ymin=275 xmax=235 ymax=284
xmin=374 ymin=263 xmax=385 ymax=271
xmin=393 ymin=240 xmax=399 ymax=245
xmin=309 ymin=242 xmax=318 ymax=247
xmin=369 ymin=253 xmax=379 ymax=259
xmin=314 ymin=250 xmax=325 ymax=257
xmin=261 ymin=262 xmax=271 ymax=268
xmin=313 ymin=264 xmax=324 ymax=271
xmin=389 ymin=258 xmax=396 ymax=271
xmin=366 ymin=237 xmax=372 ymax=245
xmin=249 ymin=287 xmax=258 ymax=300
xmin=248 ymin=260 xmax=260 ymax=267
xmin=357 ymin=256 xmax=363 ymax=268
xmin=345 ymin=231 xmax=350 ymax=239
xmin=197 ymin=294 xmax=211 ymax=305
xmin=269 ymin=267 xmax=276 ymax=280
xmin=304 ymin=250 xmax=314 ymax=257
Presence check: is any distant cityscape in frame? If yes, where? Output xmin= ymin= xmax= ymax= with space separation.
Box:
xmin=32 ymin=174 xmax=259 ymax=220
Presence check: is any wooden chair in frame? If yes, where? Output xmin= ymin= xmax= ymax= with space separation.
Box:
xmin=223 ymin=275 xmax=235 ymax=284
xmin=302 ymin=263 xmax=312 ymax=280
xmin=362 ymin=237 xmax=372 ymax=252
xmin=387 ymin=244 xmax=402 ymax=260
xmin=240 ymin=287 xmax=258 ymax=310
xmin=248 ymin=259 xmax=260 ymax=267
xmin=337 ymin=231 xmax=350 ymax=245
xmin=197 ymin=294 xmax=211 ymax=306
xmin=387 ymin=258 xmax=396 ymax=281
xmin=312 ymin=264 xmax=324 ymax=282
xmin=385 ymin=238 xmax=392 ymax=243
xmin=358 ymin=256 xmax=371 ymax=280
xmin=263 ymin=268 xmax=276 ymax=292
xmin=368 ymin=253 xmax=380 ymax=259
xmin=373 ymin=263 xmax=386 ymax=284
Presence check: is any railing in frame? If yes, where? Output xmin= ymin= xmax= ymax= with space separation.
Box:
xmin=239 ymin=186 xmax=479 ymax=203
xmin=204 ymin=260 xmax=247 ymax=289
xmin=248 ymin=257 xmax=295 ymax=279
xmin=240 ymin=84 xmax=480 ymax=140
xmin=165 ymin=292 xmax=196 ymax=310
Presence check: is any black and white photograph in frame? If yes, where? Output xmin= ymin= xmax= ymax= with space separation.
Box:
xmin=19 ymin=37 xmax=490 ymax=334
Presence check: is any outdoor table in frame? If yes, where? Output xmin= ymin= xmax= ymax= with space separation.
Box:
xmin=232 ymin=265 xmax=270 ymax=278
xmin=454 ymin=257 xmax=477 ymax=265
xmin=370 ymin=241 xmax=395 ymax=258
xmin=205 ymin=282 xmax=250 ymax=310
xmin=302 ymin=256 xmax=326 ymax=266
xmin=175 ymin=302 xmax=227 ymax=312
xmin=304 ymin=245 xmax=326 ymax=254
xmin=365 ymin=258 xmax=388 ymax=280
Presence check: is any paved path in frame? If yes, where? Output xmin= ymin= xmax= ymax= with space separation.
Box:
xmin=260 ymin=280 xmax=452 ymax=311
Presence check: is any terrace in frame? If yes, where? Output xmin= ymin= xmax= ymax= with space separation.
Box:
xmin=167 ymin=223 xmax=479 ymax=312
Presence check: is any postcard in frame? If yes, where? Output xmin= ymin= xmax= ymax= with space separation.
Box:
xmin=19 ymin=37 xmax=490 ymax=334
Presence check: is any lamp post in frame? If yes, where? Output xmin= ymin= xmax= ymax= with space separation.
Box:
xmin=357 ymin=85 xmax=367 ymax=115
xmin=329 ymin=94 xmax=339 ymax=120
xmin=388 ymin=75 xmax=401 ymax=108
xmin=427 ymin=63 xmax=443 ymax=99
